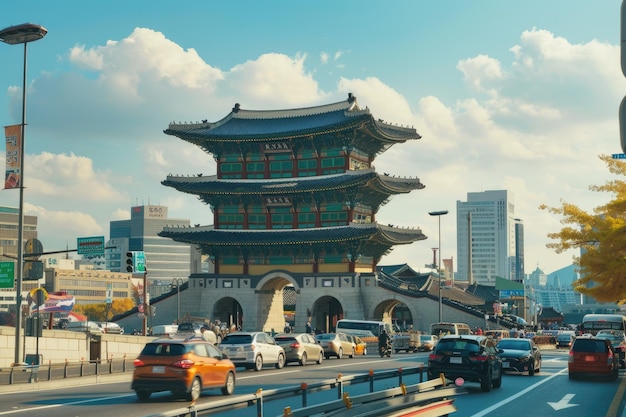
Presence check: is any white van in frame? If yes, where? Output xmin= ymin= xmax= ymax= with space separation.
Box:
xmin=66 ymin=321 xmax=103 ymax=333
xmin=430 ymin=322 xmax=472 ymax=337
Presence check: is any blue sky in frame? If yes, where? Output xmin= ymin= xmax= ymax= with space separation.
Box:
xmin=0 ymin=0 xmax=623 ymax=276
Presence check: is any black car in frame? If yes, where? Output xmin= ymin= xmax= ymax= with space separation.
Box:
xmin=496 ymin=338 xmax=541 ymax=375
xmin=427 ymin=334 xmax=503 ymax=392
xmin=555 ymin=333 xmax=575 ymax=349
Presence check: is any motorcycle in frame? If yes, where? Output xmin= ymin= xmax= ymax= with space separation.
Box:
xmin=379 ymin=341 xmax=392 ymax=357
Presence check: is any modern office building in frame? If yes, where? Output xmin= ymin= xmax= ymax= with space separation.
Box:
xmin=43 ymin=258 xmax=135 ymax=305
xmin=456 ymin=190 xmax=524 ymax=286
xmin=0 ymin=206 xmax=38 ymax=312
xmin=107 ymin=204 xmax=195 ymax=297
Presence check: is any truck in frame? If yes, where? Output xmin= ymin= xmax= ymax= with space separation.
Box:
xmin=393 ymin=330 xmax=421 ymax=353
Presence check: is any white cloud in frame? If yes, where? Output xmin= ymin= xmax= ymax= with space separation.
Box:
xmin=3 ymin=26 xmax=621 ymax=275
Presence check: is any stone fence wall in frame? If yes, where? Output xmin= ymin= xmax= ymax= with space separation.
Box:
xmin=0 ymin=326 xmax=150 ymax=368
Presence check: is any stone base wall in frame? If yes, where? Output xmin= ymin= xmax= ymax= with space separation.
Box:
xmin=0 ymin=326 xmax=149 ymax=368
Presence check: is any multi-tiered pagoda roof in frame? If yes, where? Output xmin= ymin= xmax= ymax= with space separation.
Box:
xmin=159 ymin=94 xmax=427 ymax=271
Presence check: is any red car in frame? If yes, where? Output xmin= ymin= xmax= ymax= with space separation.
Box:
xmin=568 ymin=336 xmax=619 ymax=381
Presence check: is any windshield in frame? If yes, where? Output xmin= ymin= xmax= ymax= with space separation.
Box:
xmin=497 ymin=340 xmax=530 ymax=350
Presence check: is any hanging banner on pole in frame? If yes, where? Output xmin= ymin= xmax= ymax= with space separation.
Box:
xmin=4 ymin=125 xmax=22 ymax=190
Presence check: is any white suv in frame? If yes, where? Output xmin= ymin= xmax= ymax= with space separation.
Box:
xmin=219 ymin=332 xmax=285 ymax=371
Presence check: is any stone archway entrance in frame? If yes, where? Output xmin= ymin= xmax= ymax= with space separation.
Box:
xmin=213 ymin=297 xmax=243 ymax=331
xmin=312 ymin=296 xmax=343 ymax=333
xmin=373 ymin=300 xmax=413 ymax=330
xmin=256 ymin=274 xmax=298 ymax=333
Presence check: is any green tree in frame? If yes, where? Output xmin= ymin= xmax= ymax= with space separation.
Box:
xmin=540 ymin=154 xmax=626 ymax=304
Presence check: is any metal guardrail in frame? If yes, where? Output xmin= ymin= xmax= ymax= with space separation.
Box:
xmin=0 ymin=357 xmax=134 ymax=385
xmin=282 ymin=376 xmax=462 ymax=417
xmin=143 ymin=365 xmax=464 ymax=417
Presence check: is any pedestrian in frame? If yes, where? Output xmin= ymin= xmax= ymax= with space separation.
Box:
xmin=200 ymin=325 xmax=217 ymax=344
xmin=305 ymin=320 xmax=312 ymax=334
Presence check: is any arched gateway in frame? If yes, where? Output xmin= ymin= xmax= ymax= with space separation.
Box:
xmin=157 ymin=94 xmax=435 ymax=332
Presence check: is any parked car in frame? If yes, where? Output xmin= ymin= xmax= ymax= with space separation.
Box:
xmin=131 ymin=337 xmax=236 ymax=401
xmin=97 ymin=322 xmax=124 ymax=334
xmin=594 ymin=329 xmax=626 ymax=368
xmin=555 ymin=333 xmax=575 ymax=349
xmin=218 ymin=332 xmax=285 ymax=371
xmin=427 ymin=334 xmax=503 ymax=392
xmin=346 ymin=335 xmax=368 ymax=356
xmin=316 ymin=333 xmax=355 ymax=359
xmin=496 ymin=337 xmax=541 ymax=375
xmin=175 ymin=322 xmax=203 ymax=336
xmin=419 ymin=335 xmax=439 ymax=352
xmin=568 ymin=336 xmax=619 ymax=381
xmin=273 ymin=333 xmax=324 ymax=366
xmin=66 ymin=321 xmax=103 ymax=334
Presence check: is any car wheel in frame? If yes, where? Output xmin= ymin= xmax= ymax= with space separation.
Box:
xmin=480 ymin=370 xmax=492 ymax=392
xmin=254 ymin=355 xmax=263 ymax=371
xmin=528 ymin=360 xmax=535 ymax=376
xmin=493 ymin=368 xmax=502 ymax=388
xmin=299 ymin=352 xmax=307 ymax=366
xmin=275 ymin=353 xmax=285 ymax=369
xmin=324 ymin=354 xmax=330 ymax=360
xmin=135 ymin=390 xmax=151 ymax=400
xmin=317 ymin=351 xmax=324 ymax=364
xmin=337 ymin=348 xmax=343 ymax=359
xmin=186 ymin=377 xmax=201 ymax=401
xmin=363 ymin=347 xmax=367 ymax=356
xmin=221 ymin=371 xmax=235 ymax=395
xmin=349 ymin=349 xmax=355 ymax=358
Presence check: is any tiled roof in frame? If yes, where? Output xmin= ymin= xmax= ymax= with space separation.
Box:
xmin=164 ymin=95 xmax=420 ymax=143
xmin=158 ymin=223 xmax=425 ymax=246
xmin=162 ymin=170 xmax=424 ymax=198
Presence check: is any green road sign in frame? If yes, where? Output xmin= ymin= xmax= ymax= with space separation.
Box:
xmin=77 ymin=236 xmax=105 ymax=255
xmin=0 ymin=262 xmax=15 ymax=288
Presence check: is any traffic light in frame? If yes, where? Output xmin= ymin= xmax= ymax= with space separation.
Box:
xmin=126 ymin=251 xmax=134 ymax=273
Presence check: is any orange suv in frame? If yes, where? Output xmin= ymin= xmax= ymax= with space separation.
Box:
xmin=132 ymin=336 xmax=236 ymax=401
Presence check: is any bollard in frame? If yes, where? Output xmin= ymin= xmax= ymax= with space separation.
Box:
xmin=342 ymin=392 xmax=352 ymax=410
xmin=123 ymin=354 xmax=127 ymax=372
xmin=336 ymin=374 xmax=343 ymax=399
xmin=369 ymin=369 xmax=374 ymax=392
xmin=64 ymin=359 xmax=69 ymax=378
xmin=283 ymin=406 xmax=292 ymax=417
xmin=255 ymin=388 xmax=263 ymax=417
xmin=419 ymin=363 xmax=424 ymax=383
xmin=300 ymin=382 xmax=308 ymax=407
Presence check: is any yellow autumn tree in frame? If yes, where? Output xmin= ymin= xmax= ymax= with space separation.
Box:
xmin=540 ymin=154 xmax=626 ymax=304
xmin=74 ymin=298 xmax=136 ymax=321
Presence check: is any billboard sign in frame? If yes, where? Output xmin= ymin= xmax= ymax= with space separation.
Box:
xmin=77 ymin=236 xmax=105 ymax=255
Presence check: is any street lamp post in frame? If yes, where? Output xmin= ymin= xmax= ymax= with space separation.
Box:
xmin=429 ymin=210 xmax=448 ymax=322
xmin=171 ymin=278 xmax=183 ymax=324
xmin=0 ymin=23 xmax=47 ymax=365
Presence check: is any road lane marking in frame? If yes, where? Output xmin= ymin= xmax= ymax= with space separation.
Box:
xmin=0 ymin=394 xmax=134 ymax=415
xmin=470 ymin=368 xmax=568 ymax=417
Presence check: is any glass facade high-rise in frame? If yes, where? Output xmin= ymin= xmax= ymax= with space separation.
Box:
xmin=0 ymin=206 xmax=38 ymax=312
xmin=456 ymin=190 xmax=523 ymax=286
xmin=107 ymin=205 xmax=193 ymax=297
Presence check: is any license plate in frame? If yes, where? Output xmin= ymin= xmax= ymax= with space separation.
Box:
xmin=152 ymin=366 xmax=165 ymax=373
xmin=502 ymin=361 xmax=509 ymax=367
xmin=450 ymin=357 xmax=462 ymax=364
xmin=584 ymin=355 xmax=595 ymax=362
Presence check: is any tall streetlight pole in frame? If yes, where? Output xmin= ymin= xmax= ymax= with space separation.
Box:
xmin=0 ymin=23 xmax=47 ymax=365
xmin=171 ymin=278 xmax=183 ymax=324
xmin=429 ymin=210 xmax=448 ymax=322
